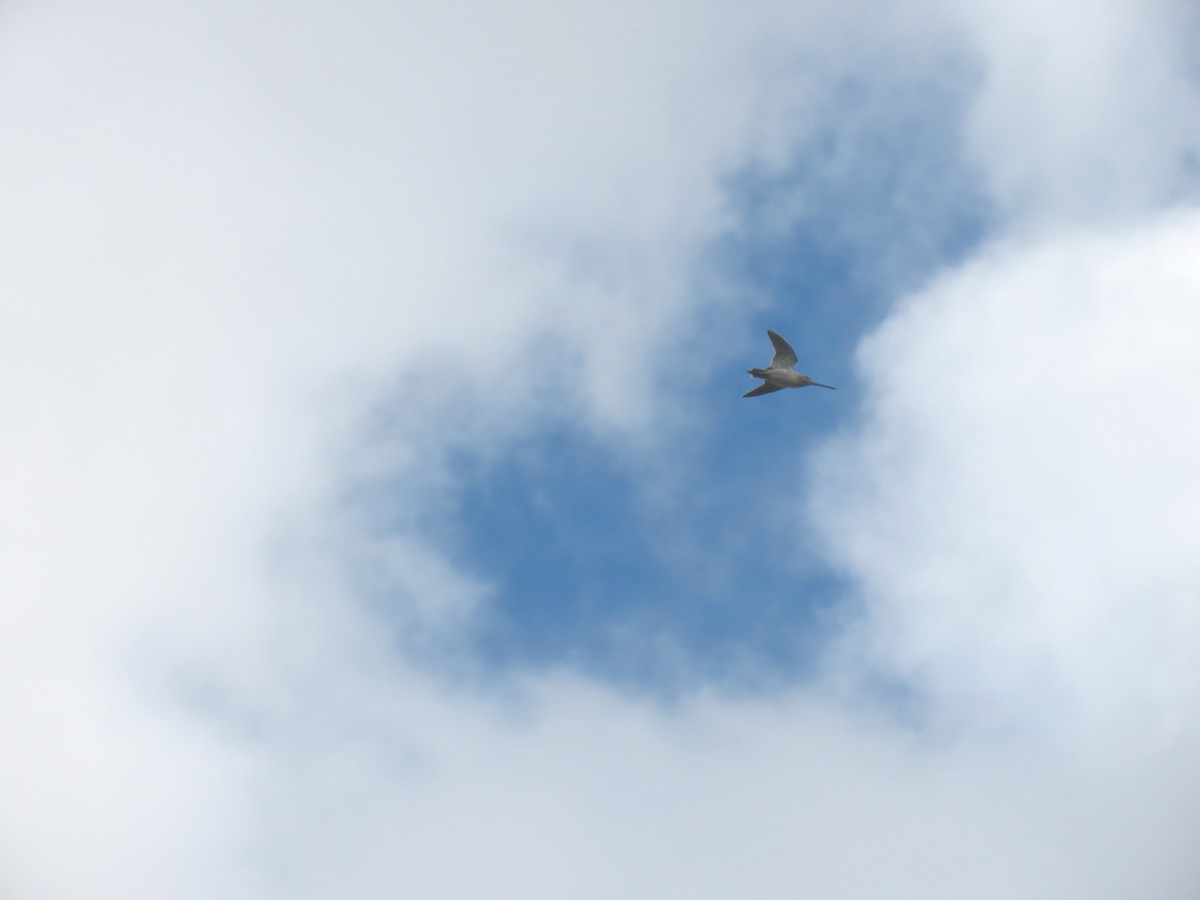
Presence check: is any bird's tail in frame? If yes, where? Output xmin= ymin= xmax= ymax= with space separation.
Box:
xmin=748 ymin=368 xmax=770 ymax=378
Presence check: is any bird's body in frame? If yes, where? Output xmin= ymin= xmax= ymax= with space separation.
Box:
xmin=743 ymin=330 xmax=835 ymax=397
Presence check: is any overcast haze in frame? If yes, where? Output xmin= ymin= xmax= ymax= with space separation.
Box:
xmin=3 ymin=1 xmax=1200 ymax=897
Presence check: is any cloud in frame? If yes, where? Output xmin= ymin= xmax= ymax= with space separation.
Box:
xmin=814 ymin=212 xmax=1200 ymax=736
xmin=954 ymin=0 xmax=1200 ymax=223
xmin=2 ymin=0 xmax=1200 ymax=898
xmin=807 ymin=216 xmax=1200 ymax=900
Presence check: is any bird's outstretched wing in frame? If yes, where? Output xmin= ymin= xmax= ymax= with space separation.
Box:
xmin=767 ymin=330 xmax=798 ymax=369
xmin=743 ymin=383 xmax=785 ymax=398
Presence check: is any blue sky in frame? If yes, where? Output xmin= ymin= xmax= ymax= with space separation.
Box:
xmin=448 ymin=237 xmax=861 ymax=685
xmin=442 ymin=61 xmax=993 ymax=690
xmin=4 ymin=1 xmax=1200 ymax=898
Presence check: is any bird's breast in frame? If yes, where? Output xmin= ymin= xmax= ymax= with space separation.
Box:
xmin=763 ymin=368 xmax=804 ymax=387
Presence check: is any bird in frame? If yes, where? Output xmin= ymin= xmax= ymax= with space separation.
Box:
xmin=744 ymin=330 xmax=835 ymax=397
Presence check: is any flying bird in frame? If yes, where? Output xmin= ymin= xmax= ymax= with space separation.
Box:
xmin=744 ymin=330 xmax=835 ymax=397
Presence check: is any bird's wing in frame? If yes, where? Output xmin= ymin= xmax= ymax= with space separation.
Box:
xmin=743 ymin=382 xmax=785 ymax=398
xmin=767 ymin=330 xmax=798 ymax=369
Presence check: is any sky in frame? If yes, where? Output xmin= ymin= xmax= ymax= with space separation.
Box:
xmin=2 ymin=0 xmax=1200 ymax=897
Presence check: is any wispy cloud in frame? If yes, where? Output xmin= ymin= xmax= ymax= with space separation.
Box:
xmin=957 ymin=0 xmax=1200 ymax=223
xmin=2 ymin=0 xmax=1200 ymax=897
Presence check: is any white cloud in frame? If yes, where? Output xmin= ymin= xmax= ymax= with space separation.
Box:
xmin=953 ymin=0 xmax=1200 ymax=224
xmin=3 ymin=0 xmax=1200 ymax=898
xmin=814 ymin=213 xmax=1200 ymax=739
xmin=803 ymin=4 xmax=1200 ymax=883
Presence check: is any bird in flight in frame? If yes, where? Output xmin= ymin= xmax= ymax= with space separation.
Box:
xmin=744 ymin=330 xmax=835 ymax=397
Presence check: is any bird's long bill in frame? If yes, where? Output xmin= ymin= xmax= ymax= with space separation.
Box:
xmin=811 ymin=382 xmax=836 ymax=390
